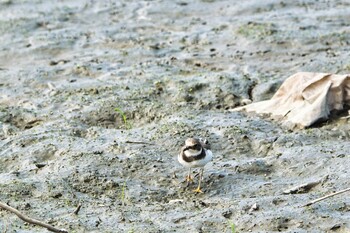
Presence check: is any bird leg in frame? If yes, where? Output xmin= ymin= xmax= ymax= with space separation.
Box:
xmin=193 ymin=168 xmax=204 ymax=193
xmin=185 ymin=168 xmax=194 ymax=186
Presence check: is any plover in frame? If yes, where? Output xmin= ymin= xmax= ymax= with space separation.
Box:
xmin=178 ymin=138 xmax=213 ymax=193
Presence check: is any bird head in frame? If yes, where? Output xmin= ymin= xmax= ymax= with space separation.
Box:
xmin=184 ymin=138 xmax=202 ymax=152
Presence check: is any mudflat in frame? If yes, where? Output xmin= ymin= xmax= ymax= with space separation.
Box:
xmin=0 ymin=1 xmax=349 ymax=232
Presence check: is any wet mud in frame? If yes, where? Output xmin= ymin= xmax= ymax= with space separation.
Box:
xmin=0 ymin=0 xmax=349 ymax=232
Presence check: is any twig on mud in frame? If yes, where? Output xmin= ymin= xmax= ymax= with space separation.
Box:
xmin=120 ymin=97 xmax=150 ymax=101
xmin=302 ymin=187 xmax=350 ymax=207
xmin=0 ymin=201 xmax=67 ymax=233
xmin=73 ymin=203 xmax=82 ymax=215
xmin=125 ymin=140 xmax=154 ymax=145
xmin=283 ymin=180 xmax=321 ymax=194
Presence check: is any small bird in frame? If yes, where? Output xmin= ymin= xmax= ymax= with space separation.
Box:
xmin=178 ymin=137 xmax=213 ymax=193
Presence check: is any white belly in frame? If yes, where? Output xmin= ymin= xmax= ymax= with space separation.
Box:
xmin=178 ymin=149 xmax=213 ymax=168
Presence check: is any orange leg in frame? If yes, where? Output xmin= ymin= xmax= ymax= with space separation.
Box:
xmin=193 ymin=168 xmax=204 ymax=193
xmin=185 ymin=168 xmax=194 ymax=186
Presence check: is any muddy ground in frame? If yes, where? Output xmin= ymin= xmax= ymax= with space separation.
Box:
xmin=0 ymin=0 xmax=349 ymax=232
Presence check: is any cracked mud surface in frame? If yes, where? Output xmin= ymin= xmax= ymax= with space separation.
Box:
xmin=0 ymin=0 xmax=349 ymax=232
